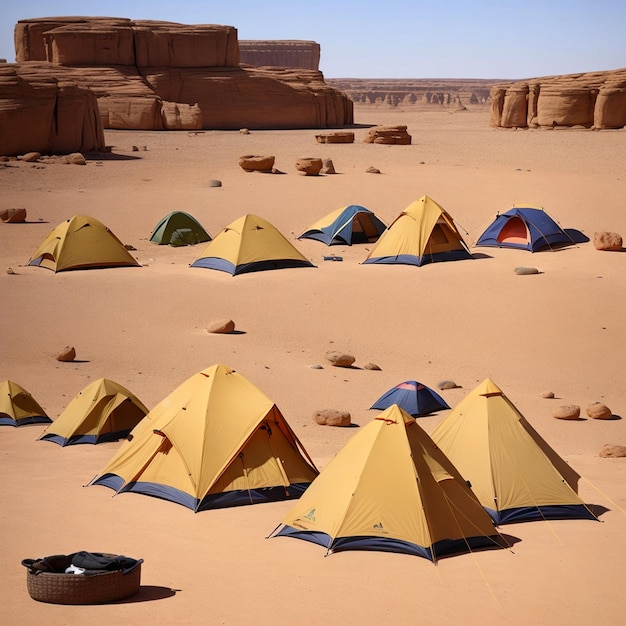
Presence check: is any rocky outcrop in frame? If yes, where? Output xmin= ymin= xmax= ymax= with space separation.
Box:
xmin=327 ymin=78 xmax=502 ymax=109
xmin=239 ymin=40 xmax=320 ymax=70
xmin=8 ymin=17 xmax=353 ymax=135
xmin=0 ymin=63 xmax=105 ymax=156
xmin=490 ymin=68 xmax=626 ymax=129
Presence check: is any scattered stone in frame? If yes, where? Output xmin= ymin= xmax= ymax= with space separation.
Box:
xmin=271 ymin=167 xmax=286 ymax=174
xmin=19 ymin=152 xmax=41 ymax=162
xmin=295 ymin=157 xmax=323 ymax=176
xmin=321 ymin=158 xmax=336 ymax=174
xmin=315 ymin=131 xmax=354 ymax=144
xmin=206 ymin=319 xmax=236 ymax=334
xmin=6 ymin=267 xmax=16 ymax=274
xmin=0 ymin=156 xmax=9 ymax=162
xmin=132 ymin=145 xmax=139 ymax=151
xmin=68 ymin=152 xmax=86 ymax=165
xmin=553 ymin=404 xmax=581 ymax=420
xmin=438 ymin=380 xmax=459 ymax=390
xmin=0 ymin=208 xmax=27 ymax=223
xmin=239 ymin=128 xmax=250 ymax=134
xmin=540 ymin=391 xmax=555 ymax=399
xmin=325 ymin=351 xmax=355 ymax=367
xmin=363 ymin=362 xmax=381 ymax=371
xmin=123 ymin=244 xmax=137 ymax=250
xmin=310 ymin=364 xmax=324 ymax=369
xmin=593 ymin=231 xmax=622 ymax=251
xmin=208 ymin=179 xmax=222 ymax=187
xmin=599 ymin=444 xmax=626 ymax=458
xmin=586 ymin=402 xmax=613 ymax=420
xmin=313 ymin=409 xmax=351 ymax=427
xmin=515 ymin=266 xmax=540 ymax=275
xmin=364 ymin=125 xmax=411 ymax=145
xmin=238 ymin=155 xmax=275 ymax=172
xmin=56 ymin=346 xmax=76 ymax=362
xmin=366 ymin=166 xmax=381 ymax=174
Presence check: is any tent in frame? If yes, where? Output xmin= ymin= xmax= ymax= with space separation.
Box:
xmin=270 ymin=404 xmax=502 ymax=560
xmin=363 ymin=195 xmax=472 ymax=266
xmin=298 ymin=205 xmax=387 ymax=245
xmin=475 ymin=206 xmax=575 ymax=251
xmin=150 ymin=211 xmax=211 ymax=246
xmin=27 ymin=215 xmax=140 ymax=272
xmin=371 ymin=380 xmax=450 ymax=417
xmin=88 ymin=364 xmax=319 ymax=511
xmin=191 ymin=214 xmax=315 ymax=275
xmin=39 ymin=378 xmax=149 ymax=446
xmin=431 ymin=378 xmax=597 ymax=524
xmin=0 ymin=380 xmax=51 ymax=426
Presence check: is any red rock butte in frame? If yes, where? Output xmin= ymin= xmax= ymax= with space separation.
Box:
xmin=0 ymin=17 xmax=353 ymax=155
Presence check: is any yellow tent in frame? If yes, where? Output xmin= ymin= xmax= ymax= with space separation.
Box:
xmin=88 ymin=364 xmax=319 ymax=511
xmin=270 ymin=404 xmax=502 ymax=560
xmin=431 ymin=378 xmax=597 ymax=524
xmin=0 ymin=380 xmax=51 ymax=426
xmin=363 ymin=195 xmax=471 ymax=266
xmin=39 ymin=378 xmax=148 ymax=446
xmin=28 ymin=215 xmax=140 ymax=272
xmin=191 ymin=214 xmax=315 ymax=275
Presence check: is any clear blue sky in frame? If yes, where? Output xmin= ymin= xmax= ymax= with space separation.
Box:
xmin=1 ymin=1 xmax=624 ymax=79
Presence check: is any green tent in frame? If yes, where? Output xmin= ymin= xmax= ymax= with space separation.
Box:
xmin=150 ymin=211 xmax=211 ymax=246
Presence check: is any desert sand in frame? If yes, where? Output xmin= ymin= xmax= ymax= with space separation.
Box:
xmin=1 ymin=106 xmax=625 ymax=625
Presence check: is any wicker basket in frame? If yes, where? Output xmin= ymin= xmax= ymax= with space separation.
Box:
xmin=24 ymin=561 xmax=141 ymax=605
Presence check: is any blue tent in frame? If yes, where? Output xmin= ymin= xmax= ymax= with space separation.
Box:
xmin=371 ymin=381 xmax=450 ymax=417
xmin=476 ymin=206 xmax=574 ymax=251
xmin=298 ymin=205 xmax=387 ymax=245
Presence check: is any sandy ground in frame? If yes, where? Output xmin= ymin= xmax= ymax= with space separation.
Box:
xmin=1 ymin=105 xmax=625 ymax=625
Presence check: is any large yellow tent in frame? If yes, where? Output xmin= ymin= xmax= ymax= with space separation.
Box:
xmin=431 ymin=378 xmax=598 ymax=524
xmin=270 ymin=404 xmax=502 ymax=561
xmin=39 ymin=378 xmax=148 ymax=446
xmin=363 ymin=195 xmax=472 ymax=266
xmin=88 ymin=364 xmax=319 ymax=511
xmin=0 ymin=380 xmax=51 ymax=426
xmin=28 ymin=215 xmax=140 ymax=272
xmin=191 ymin=214 xmax=315 ymax=275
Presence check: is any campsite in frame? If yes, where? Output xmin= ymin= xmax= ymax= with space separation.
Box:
xmin=1 ymin=106 xmax=625 ymax=624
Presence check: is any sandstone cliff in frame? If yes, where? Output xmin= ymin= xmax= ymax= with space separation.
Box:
xmin=4 ymin=16 xmax=352 ymax=143
xmin=327 ymin=78 xmax=505 ymax=109
xmin=490 ymin=68 xmax=626 ymax=129
xmin=239 ymin=41 xmax=320 ymax=70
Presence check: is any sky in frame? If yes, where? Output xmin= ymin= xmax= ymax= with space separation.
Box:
xmin=1 ymin=1 xmax=624 ymax=79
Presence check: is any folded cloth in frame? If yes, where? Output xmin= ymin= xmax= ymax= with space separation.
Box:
xmin=65 ymin=564 xmax=86 ymax=574
xmin=23 ymin=554 xmax=73 ymax=573
xmin=71 ymin=551 xmax=143 ymax=574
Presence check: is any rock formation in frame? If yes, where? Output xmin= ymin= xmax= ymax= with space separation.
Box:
xmin=239 ymin=40 xmax=320 ymax=71
xmin=2 ymin=16 xmax=353 ymax=153
xmin=490 ymin=68 xmax=626 ymax=129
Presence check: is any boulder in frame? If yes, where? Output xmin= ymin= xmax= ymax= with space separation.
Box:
xmin=437 ymin=380 xmax=459 ymax=390
xmin=363 ymin=125 xmax=411 ymax=145
xmin=320 ymin=158 xmax=335 ymax=174
xmin=239 ymin=155 xmax=275 ymax=172
xmin=206 ymin=319 xmax=236 ymax=334
xmin=56 ymin=346 xmax=76 ymax=362
xmin=553 ymin=404 xmax=581 ymax=420
xmin=586 ymin=402 xmax=613 ymax=420
xmin=325 ymin=351 xmax=355 ymax=367
xmin=315 ymin=131 xmax=354 ymax=144
xmin=68 ymin=152 xmax=86 ymax=165
xmin=593 ymin=231 xmax=622 ymax=251
xmin=313 ymin=409 xmax=351 ymax=427
xmin=599 ymin=444 xmax=626 ymax=458
xmin=0 ymin=208 xmax=27 ymax=222
xmin=295 ymin=157 xmax=323 ymax=176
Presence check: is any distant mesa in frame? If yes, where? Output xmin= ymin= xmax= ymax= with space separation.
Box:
xmin=490 ymin=68 xmax=626 ymax=129
xmin=0 ymin=17 xmax=353 ymax=156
